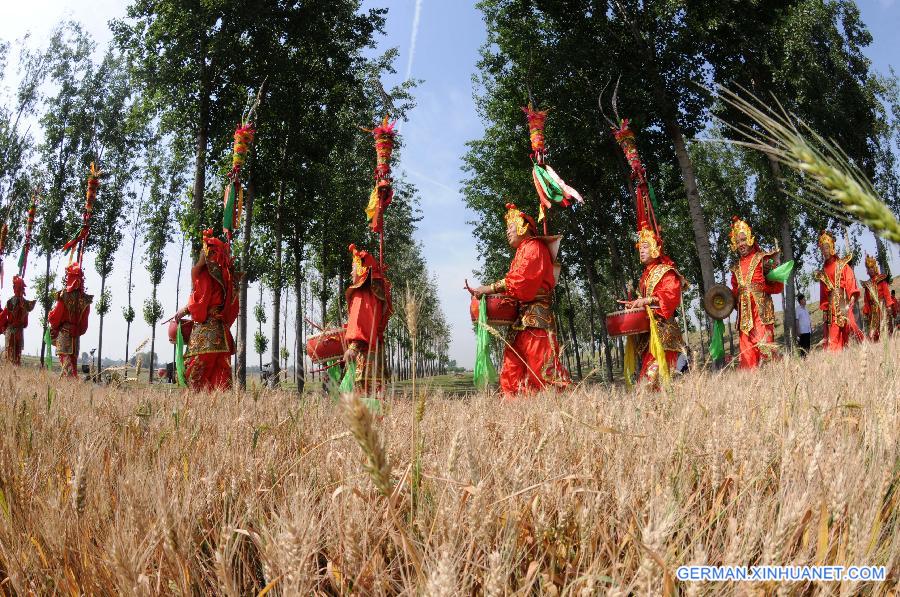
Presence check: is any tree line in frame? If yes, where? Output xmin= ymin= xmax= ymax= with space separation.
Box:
xmin=0 ymin=0 xmax=451 ymax=389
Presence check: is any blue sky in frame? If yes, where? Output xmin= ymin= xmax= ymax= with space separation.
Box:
xmin=2 ymin=0 xmax=899 ymax=369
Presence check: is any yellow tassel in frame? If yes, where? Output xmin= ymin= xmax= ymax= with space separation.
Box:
xmin=646 ymin=306 xmax=670 ymax=387
xmin=235 ymin=184 xmax=244 ymax=229
xmin=365 ymin=187 xmax=379 ymax=221
xmin=623 ymin=335 xmax=636 ymax=387
xmin=538 ymin=203 xmax=546 ymax=222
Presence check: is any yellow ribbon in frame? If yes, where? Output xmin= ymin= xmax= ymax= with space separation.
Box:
xmin=623 ymin=335 xmax=636 ymax=387
xmin=365 ymin=187 xmax=379 ymax=222
xmin=647 ymin=306 xmax=670 ymax=387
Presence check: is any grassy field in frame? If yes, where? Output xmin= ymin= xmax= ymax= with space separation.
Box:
xmin=0 ymin=337 xmax=898 ymax=594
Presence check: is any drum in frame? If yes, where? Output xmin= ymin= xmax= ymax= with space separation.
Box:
xmin=605 ymin=308 xmax=651 ymax=337
xmin=167 ymin=319 xmax=193 ymax=345
xmin=703 ymin=284 xmax=735 ymax=320
xmin=470 ymin=295 xmax=519 ymax=326
xmin=306 ymin=328 xmax=346 ymax=363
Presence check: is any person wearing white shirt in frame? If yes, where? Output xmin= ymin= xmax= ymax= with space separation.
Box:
xmin=795 ymin=293 xmax=812 ymax=355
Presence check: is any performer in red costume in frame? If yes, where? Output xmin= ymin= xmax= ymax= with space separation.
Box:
xmin=728 ymin=217 xmax=783 ymax=369
xmin=815 ymin=230 xmax=862 ymax=352
xmin=342 ymin=244 xmax=392 ymax=394
xmin=175 ymin=229 xmax=239 ymax=391
xmin=862 ymin=253 xmax=897 ymax=341
xmin=0 ymin=276 xmax=36 ymax=365
xmin=472 ymin=203 xmax=569 ymax=397
xmin=48 ymin=263 xmax=92 ymax=377
xmin=618 ymin=223 xmax=686 ymax=389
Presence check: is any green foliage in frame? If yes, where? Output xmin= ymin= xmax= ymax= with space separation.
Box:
xmin=142 ymin=296 xmax=163 ymax=326
xmin=122 ymin=304 xmax=135 ymax=324
xmin=33 ymin=274 xmax=57 ymax=314
xmin=253 ymin=302 xmax=266 ymax=325
xmin=253 ymin=329 xmax=268 ymax=357
xmin=95 ymin=288 xmax=112 ymax=317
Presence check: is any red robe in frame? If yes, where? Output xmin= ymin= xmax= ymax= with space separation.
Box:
xmin=345 ymin=274 xmax=391 ymax=394
xmin=185 ymin=261 xmax=239 ymax=391
xmin=730 ymin=248 xmax=783 ymax=369
xmin=48 ymin=290 xmax=92 ymax=377
xmin=817 ymin=255 xmax=862 ymax=351
xmin=636 ymin=260 xmax=684 ymax=385
xmin=0 ymin=296 xmax=36 ymax=365
xmin=499 ymin=237 xmax=569 ymax=397
xmin=862 ymin=275 xmax=896 ymax=341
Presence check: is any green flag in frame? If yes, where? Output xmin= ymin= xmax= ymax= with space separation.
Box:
xmin=339 ymin=360 xmax=356 ymax=393
xmin=533 ymin=164 xmax=566 ymax=204
xmin=222 ymin=183 xmax=236 ymax=232
xmin=708 ymin=319 xmax=726 ymax=361
xmin=175 ymin=323 xmax=187 ymax=387
xmin=473 ymin=296 xmax=498 ymax=390
xmin=766 ymin=260 xmax=795 ymax=283
xmin=43 ymin=327 xmax=52 ymax=370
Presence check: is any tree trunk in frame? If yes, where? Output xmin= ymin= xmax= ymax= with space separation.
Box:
xmin=174 ymin=234 xmax=185 ymax=382
xmin=293 ymin=238 xmax=305 ymax=393
xmin=191 ymin=34 xmax=210 ymax=259
xmin=236 ymin=180 xmax=255 ymax=389
xmin=562 ymin=273 xmax=583 ymax=380
xmin=96 ymin=273 xmax=107 ymax=378
xmin=874 ymin=235 xmax=890 ymax=278
xmin=39 ymin=252 xmax=51 ymax=367
xmin=629 ymin=17 xmax=715 ymax=296
xmin=148 ymin=284 xmax=157 ymax=384
xmin=124 ymin=202 xmax=140 ymax=367
xmin=270 ymin=178 xmax=284 ymax=379
xmin=766 ymin=156 xmax=797 ymax=350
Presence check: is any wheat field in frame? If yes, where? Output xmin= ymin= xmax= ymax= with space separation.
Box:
xmin=0 ymin=338 xmax=898 ymax=596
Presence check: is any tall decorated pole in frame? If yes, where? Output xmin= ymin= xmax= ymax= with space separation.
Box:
xmin=363 ymin=115 xmax=396 ymax=269
xmin=368 ymin=116 xmax=396 ymax=267
xmin=522 ymin=104 xmax=583 ymax=233
xmin=222 ymin=122 xmax=255 ymax=241
xmin=62 ymin=162 xmax=102 ymax=266
xmin=17 ymin=190 xmax=38 ymax=278
xmin=613 ymin=119 xmax=665 ymax=244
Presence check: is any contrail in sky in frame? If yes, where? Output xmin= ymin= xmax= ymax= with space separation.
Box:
xmin=404 ymin=0 xmax=423 ymax=82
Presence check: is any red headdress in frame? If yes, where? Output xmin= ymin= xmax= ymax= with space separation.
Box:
xmin=12 ymin=275 xmax=25 ymax=297
xmin=64 ymin=263 xmax=85 ymax=293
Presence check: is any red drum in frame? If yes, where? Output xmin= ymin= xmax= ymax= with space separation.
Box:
xmin=306 ymin=328 xmax=346 ymax=363
xmin=470 ymin=295 xmax=519 ymax=326
xmin=605 ymin=308 xmax=651 ymax=337
xmin=167 ymin=319 xmax=193 ymax=345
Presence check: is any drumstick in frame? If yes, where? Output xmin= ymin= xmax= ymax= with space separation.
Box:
xmin=464 ymin=279 xmax=475 ymax=295
xmin=305 ymin=317 xmax=325 ymax=332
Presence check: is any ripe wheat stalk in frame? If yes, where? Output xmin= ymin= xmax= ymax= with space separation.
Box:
xmin=0 ymin=336 xmax=897 ymax=594
xmin=712 ymin=84 xmax=900 ymax=243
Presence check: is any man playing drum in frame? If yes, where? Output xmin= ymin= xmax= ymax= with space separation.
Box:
xmin=619 ymin=222 xmax=686 ymax=389
xmin=814 ymin=230 xmax=862 ymax=352
xmin=174 ymin=229 xmax=240 ymax=391
xmin=861 ymin=253 xmax=897 ymax=341
xmin=471 ymin=203 xmax=569 ymax=397
xmin=728 ymin=217 xmax=783 ymax=369
xmin=342 ymin=244 xmax=392 ymax=395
